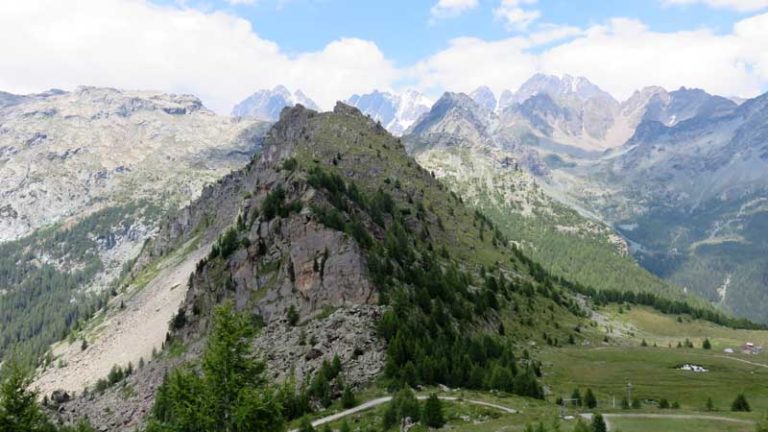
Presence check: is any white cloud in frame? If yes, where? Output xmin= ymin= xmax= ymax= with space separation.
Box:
xmin=413 ymin=14 xmax=768 ymax=100
xmin=430 ymin=0 xmax=479 ymax=19
xmin=663 ymin=0 xmax=768 ymax=11
xmin=0 ymin=0 xmax=397 ymax=112
xmin=225 ymin=0 xmax=256 ymax=5
xmin=494 ymin=0 xmax=540 ymax=30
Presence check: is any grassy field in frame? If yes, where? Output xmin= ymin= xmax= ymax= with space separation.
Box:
xmin=605 ymin=304 xmax=768 ymax=352
xmin=606 ymin=416 xmax=754 ymax=432
xmin=539 ymin=305 xmax=768 ymax=428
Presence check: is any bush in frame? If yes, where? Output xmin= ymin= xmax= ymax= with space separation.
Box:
xmin=659 ymin=398 xmax=670 ymax=409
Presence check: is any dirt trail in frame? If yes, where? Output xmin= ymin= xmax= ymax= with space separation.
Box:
xmin=290 ymin=396 xmax=519 ymax=432
xmin=33 ymin=241 xmax=210 ymax=396
xmin=289 ymin=395 xmax=518 ymax=431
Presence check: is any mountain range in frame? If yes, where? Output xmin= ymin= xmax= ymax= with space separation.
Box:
xmin=0 ymin=79 xmax=765 ymax=431
xmin=402 ymin=74 xmax=768 ymax=321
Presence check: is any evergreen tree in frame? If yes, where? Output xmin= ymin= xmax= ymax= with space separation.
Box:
xmin=571 ymin=388 xmax=582 ymax=407
xmin=732 ymin=394 xmax=751 ymax=412
xmin=584 ymin=388 xmax=597 ymax=409
xmin=0 ymin=357 xmax=55 ymax=432
xmin=703 ymin=338 xmax=712 ymax=350
xmin=341 ymin=386 xmax=356 ymax=409
xmin=422 ymin=394 xmax=445 ymax=428
xmin=395 ymin=388 xmax=421 ymax=423
xmin=591 ymin=414 xmax=607 ymax=432
xmin=146 ymin=302 xmax=284 ymax=432
xmin=706 ymin=397 xmax=715 ymax=411
xmin=659 ymin=398 xmax=670 ymax=409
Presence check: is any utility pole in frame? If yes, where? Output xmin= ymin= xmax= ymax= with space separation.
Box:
xmin=627 ymin=381 xmax=633 ymax=404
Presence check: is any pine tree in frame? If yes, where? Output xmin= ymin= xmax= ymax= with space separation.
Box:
xmin=422 ymin=393 xmax=445 ymax=428
xmin=341 ymin=385 xmax=356 ymax=409
xmin=571 ymin=388 xmax=582 ymax=406
xmin=0 ymin=357 xmax=54 ymax=432
xmin=591 ymin=413 xmax=607 ymax=432
xmin=731 ymin=394 xmax=751 ymax=412
xmin=702 ymin=338 xmax=712 ymax=350
xmin=705 ymin=397 xmax=715 ymax=411
xmin=659 ymin=398 xmax=670 ymax=409
xmin=146 ymin=302 xmax=284 ymax=432
xmin=585 ymin=388 xmax=597 ymax=408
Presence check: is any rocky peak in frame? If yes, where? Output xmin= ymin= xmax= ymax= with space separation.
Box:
xmin=333 ymin=101 xmax=364 ymax=117
xmin=232 ymin=85 xmax=319 ymax=121
xmin=346 ymin=89 xmax=431 ymax=135
xmin=514 ymin=73 xmax=616 ymax=105
xmin=470 ymin=86 xmax=497 ymax=112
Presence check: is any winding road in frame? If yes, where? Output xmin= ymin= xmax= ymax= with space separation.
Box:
xmin=289 ymin=395 xmax=518 ymax=431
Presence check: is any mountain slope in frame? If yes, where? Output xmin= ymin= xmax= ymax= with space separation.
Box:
xmin=0 ymin=86 xmax=269 ymax=361
xmin=582 ymin=91 xmax=768 ymax=320
xmin=44 ymin=103 xmax=598 ymax=430
xmin=405 ymin=94 xmax=693 ymax=302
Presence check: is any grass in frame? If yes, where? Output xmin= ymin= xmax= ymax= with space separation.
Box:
xmin=539 ymin=305 xmax=768 ymax=425
xmin=607 ymin=416 xmax=754 ymax=432
xmin=606 ymin=305 xmax=768 ymax=352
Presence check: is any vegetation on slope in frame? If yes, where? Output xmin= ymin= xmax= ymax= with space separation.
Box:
xmin=413 ymin=146 xmax=692 ymax=303
xmin=0 ymin=201 xmax=163 ymax=363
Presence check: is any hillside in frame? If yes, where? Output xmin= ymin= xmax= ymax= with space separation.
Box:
xmin=403 ymin=78 xmax=768 ymax=323
xmin=42 ymin=103 xmax=601 ymax=430
xmin=404 ymin=92 xmax=693 ymax=303
xmin=0 ymin=87 xmax=269 ymax=361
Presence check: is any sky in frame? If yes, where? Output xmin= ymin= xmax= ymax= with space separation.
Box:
xmin=1 ymin=0 xmax=768 ymax=112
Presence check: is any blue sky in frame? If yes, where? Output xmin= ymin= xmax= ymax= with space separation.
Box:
xmin=1 ymin=0 xmax=768 ymax=112
xmin=196 ymin=0 xmax=754 ymax=65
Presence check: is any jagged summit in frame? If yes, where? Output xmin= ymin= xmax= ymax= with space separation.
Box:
xmin=232 ymin=85 xmax=319 ymax=121
xmin=346 ymin=89 xmax=431 ymax=135
xmin=505 ymin=73 xmax=616 ymax=109
xmin=470 ymin=86 xmax=498 ymax=112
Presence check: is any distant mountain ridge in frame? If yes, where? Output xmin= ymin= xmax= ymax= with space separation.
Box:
xmin=232 ymin=85 xmax=319 ymax=121
xmin=403 ymin=74 xmax=768 ymax=322
xmin=346 ymin=89 xmax=431 ymax=135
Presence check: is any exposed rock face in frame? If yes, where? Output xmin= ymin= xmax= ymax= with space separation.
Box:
xmin=0 ymin=86 xmax=267 ymax=242
xmin=470 ymin=86 xmax=498 ymax=112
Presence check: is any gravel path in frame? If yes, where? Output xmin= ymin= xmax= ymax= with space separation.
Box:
xmin=290 ymin=395 xmax=518 ymax=431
